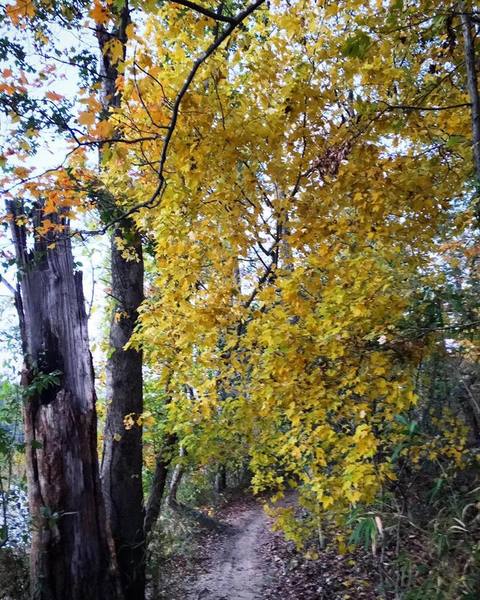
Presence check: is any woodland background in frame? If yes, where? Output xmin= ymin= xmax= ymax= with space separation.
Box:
xmin=0 ymin=0 xmax=480 ymax=599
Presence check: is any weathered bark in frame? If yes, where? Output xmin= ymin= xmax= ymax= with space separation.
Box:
xmin=96 ymin=4 xmax=146 ymax=598
xmin=101 ymin=225 xmax=145 ymax=600
xmin=9 ymin=202 xmax=117 ymax=600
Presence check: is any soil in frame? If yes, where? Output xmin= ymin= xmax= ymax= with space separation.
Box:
xmin=191 ymin=501 xmax=268 ymax=600
xmin=153 ymin=494 xmax=380 ymax=600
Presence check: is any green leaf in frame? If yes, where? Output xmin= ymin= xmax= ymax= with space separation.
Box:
xmin=341 ymin=32 xmax=372 ymax=59
xmin=392 ymin=442 xmax=404 ymax=462
xmin=394 ymin=414 xmax=409 ymax=426
xmin=429 ymin=477 xmax=444 ymax=501
xmin=408 ymin=420 xmax=418 ymax=435
xmin=446 ymin=135 xmax=465 ymax=148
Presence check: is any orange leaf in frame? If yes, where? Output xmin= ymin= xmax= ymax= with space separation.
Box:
xmin=13 ymin=166 xmax=30 ymax=178
xmin=89 ymin=0 xmax=109 ymax=25
xmin=46 ymin=91 xmax=64 ymax=102
xmin=6 ymin=0 xmax=35 ymax=25
xmin=94 ymin=120 xmax=114 ymax=138
xmin=78 ymin=111 xmax=96 ymax=127
xmin=125 ymin=23 xmax=136 ymax=39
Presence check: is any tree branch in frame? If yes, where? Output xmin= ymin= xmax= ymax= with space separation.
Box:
xmin=82 ymin=0 xmax=266 ymax=236
xmin=0 ymin=273 xmax=16 ymax=296
xmin=381 ymin=101 xmax=472 ymax=112
xmin=168 ymin=0 xmax=236 ymax=24
xmin=156 ymin=0 xmax=266 ymax=188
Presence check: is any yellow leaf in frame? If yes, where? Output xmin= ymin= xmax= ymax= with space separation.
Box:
xmin=352 ymin=304 xmax=366 ymax=317
xmin=123 ymin=414 xmax=135 ymax=430
xmin=125 ymin=22 xmax=136 ymax=39
xmin=103 ymin=38 xmax=124 ymax=66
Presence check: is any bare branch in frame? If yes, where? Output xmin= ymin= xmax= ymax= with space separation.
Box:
xmin=381 ymin=101 xmax=472 ymax=112
xmin=168 ymin=0 xmax=236 ymax=24
xmin=243 ymin=257 xmax=276 ymax=309
xmin=0 ymin=273 xmax=16 ymax=296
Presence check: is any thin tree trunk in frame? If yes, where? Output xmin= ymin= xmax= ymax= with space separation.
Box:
xmin=144 ymin=454 xmax=169 ymax=538
xmin=8 ymin=202 xmax=117 ymax=600
xmin=96 ymin=4 xmax=146 ymax=598
xmin=167 ymin=447 xmax=185 ymax=508
xmin=461 ymin=3 xmax=480 ymax=183
xmin=144 ymin=431 xmax=176 ymax=537
xmin=215 ymin=465 xmax=227 ymax=494
xmin=101 ymin=224 xmax=145 ymax=600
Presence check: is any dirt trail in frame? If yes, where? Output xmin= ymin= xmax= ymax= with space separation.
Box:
xmin=190 ymin=501 xmax=271 ymax=600
xmin=159 ymin=494 xmax=378 ymax=599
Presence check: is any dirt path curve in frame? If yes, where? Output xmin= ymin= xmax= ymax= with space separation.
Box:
xmin=157 ymin=494 xmax=378 ymax=600
xmin=190 ymin=501 xmax=271 ymax=600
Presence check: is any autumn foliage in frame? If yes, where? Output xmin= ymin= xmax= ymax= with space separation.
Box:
xmin=1 ymin=0 xmax=480 ymax=597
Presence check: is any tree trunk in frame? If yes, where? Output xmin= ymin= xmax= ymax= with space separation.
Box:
xmin=166 ymin=447 xmax=185 ymax=508
xmin=144 ymin=431 xmax=176 ymax=538
xmin=215 ymin=465 xmax=227 ymax=494
xmin=101 ymin=224 xmax=145 ymax=600
xmin=460 ymin=2 xmax=480 ymax=184
xmin=8 ymin=202 xmax=117 ymax=600
xmin=96 ymin=5 xmax=146 ymax=598
xmin=144 ymin=455 xmax=169 ymax=538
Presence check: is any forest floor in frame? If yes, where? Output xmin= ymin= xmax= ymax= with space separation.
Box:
xmin=151 ymin=494 xmax=380 ymax=600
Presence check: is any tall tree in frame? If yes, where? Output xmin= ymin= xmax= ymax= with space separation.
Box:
xmin=0 ymin=4 xmax=122 ymax=597
xmin=95 ymin=4 xmax=146 ymax=598
xmin=8 ymin=201 xmax=118 ymax=600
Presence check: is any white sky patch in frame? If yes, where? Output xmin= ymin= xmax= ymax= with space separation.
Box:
xmin=0 ymin=19 xmax=108 ymax=379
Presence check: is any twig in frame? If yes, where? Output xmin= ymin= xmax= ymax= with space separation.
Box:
xmin=0 ymin=273 xmax=16 ymax=296
xmin=381 ymin=101 xmax=472 ymax=112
